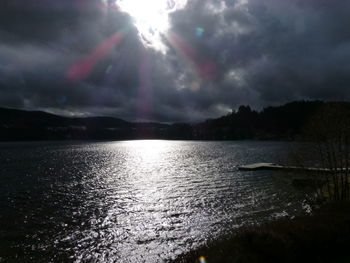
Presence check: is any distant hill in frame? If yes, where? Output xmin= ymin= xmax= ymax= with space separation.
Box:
xmin=0 ymin=100 xmax=333 ymax=141
xmin=0 ymin=107 xmax=167 ymax=141
xmin=192 ymin=100 xmax=325 ymax=140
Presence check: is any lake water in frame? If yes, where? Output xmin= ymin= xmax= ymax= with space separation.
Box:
xmin=0 ymin=140 xmax=310 ymax=262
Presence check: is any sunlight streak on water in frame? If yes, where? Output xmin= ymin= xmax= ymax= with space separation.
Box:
xmin=0 ymin=140 xmax=309 ymax=262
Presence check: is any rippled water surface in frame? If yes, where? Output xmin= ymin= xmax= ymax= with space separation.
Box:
xmin=0 ymin=140 xmax=309 ymax=262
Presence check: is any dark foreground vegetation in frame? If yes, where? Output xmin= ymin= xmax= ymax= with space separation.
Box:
xmin=291 ymin=102 xmax=350 ymax=202
xmin=172 ymin=102 xmax=350 ymax=263
xmin=173 ymin=203 xmax=350 ymax=263
xmin=0 ymin=100 xmax=328 ymax=141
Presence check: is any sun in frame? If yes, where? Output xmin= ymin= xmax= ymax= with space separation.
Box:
xmin=118 ymin=0 xmax=169 ymax=31
xmin=116 ymin=0 xmax=187 ymax=51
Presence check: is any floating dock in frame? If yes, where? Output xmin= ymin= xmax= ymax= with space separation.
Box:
xmin=238 ymin=163 xmax=331 ymax=173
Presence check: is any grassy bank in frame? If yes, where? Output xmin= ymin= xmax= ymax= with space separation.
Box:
xmin=173 ymin=203 xmax=350 ymax=263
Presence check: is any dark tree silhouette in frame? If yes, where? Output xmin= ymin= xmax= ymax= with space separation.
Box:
xmin=292 ymin=102 xmax=350 ymax=201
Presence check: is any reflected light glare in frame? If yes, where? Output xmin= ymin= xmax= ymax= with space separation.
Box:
xmin=126 ymin=140 xmax=168 ymax=162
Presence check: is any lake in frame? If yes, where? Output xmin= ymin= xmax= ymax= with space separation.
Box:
xmin=0 ymin=140 xmax=310 ymax=262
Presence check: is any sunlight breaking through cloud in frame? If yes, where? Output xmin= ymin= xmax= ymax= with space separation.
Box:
xmin=115 ymin=0 xmax=188 ymax=51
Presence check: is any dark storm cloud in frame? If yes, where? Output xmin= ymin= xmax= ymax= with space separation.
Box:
xmin=0 ymin=0 xmax=350 ymax=122
xmin=168 ymin=0 xmax=350 ymax=112
xmin=0 ymin=0 xmax=144 ymax=118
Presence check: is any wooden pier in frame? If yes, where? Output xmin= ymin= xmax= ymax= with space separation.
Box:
xmin=238 ymin=163 xmax=331 ymax=173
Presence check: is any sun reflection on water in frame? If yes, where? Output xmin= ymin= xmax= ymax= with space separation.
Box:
xmin=2 ymin=140 xmax=310 ymax=262
xmin=122 ymin=140 xmax=170 ymax=164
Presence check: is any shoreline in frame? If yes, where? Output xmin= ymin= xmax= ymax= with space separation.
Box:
xmin=173 ymin=203 xmax=350 ymax=263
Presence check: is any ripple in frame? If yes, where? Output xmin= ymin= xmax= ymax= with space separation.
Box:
xmin=0 ymin=140 xmax=308 ymax=262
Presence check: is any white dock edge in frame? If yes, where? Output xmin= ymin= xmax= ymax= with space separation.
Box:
xmin=238 ymin=163 xmax=332 ymax=172
xmin=238 ymin=163 xmax=283 ymax=171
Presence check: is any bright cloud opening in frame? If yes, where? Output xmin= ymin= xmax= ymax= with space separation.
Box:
xmin=116 ymin=0 xmax=188 ymax=51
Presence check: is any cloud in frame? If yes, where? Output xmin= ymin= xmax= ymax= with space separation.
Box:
xmin=168 ymin=0 xmax=350 ymax=108
xmin=0 ymin=0 xmax=350 ymax=122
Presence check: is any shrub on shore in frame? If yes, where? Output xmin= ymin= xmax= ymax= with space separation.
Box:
xmin=291 ymin=102 xmax=350 ymax=202
xmin=173 ymin=203 xmax=350 ymax=263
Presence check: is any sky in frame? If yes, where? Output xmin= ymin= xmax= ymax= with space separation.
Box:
xmin=0 ymin=0 xmax=349 ymax=122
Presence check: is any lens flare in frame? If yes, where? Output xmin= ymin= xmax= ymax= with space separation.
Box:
xmin=199 ymin=256 xmax=207 ymax=263
xmin=195 ymin=27 xmax=205 ymax=37
xmin=191 ymin=81 xmax=200 ymax=91
xmin=137 ymin=47 xmax=153 ymax=122
xmin=67 ymin=32 xmax=122 ymax=82
xmin=165 ymin=32 xmax=217 ymax=81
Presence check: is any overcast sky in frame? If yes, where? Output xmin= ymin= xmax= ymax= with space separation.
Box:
xmin=0 ymin=0 xmax=349 ymax=122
